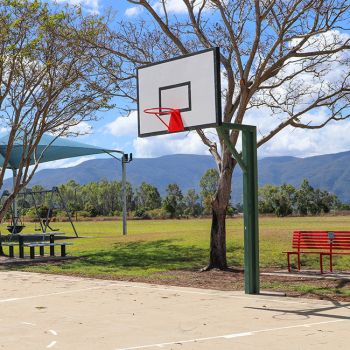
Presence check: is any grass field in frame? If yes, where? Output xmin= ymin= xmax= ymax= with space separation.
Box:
xmin=1 ymin=216 xmax=350 ymax=298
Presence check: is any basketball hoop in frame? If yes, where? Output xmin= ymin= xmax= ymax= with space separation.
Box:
xmin=144 ymin=107 xmax=184 ymax=133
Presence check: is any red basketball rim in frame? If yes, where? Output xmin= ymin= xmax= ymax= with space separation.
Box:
xmin=143 ymin=107 xmax=184 ymax=133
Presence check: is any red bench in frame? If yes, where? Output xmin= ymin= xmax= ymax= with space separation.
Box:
xmin=285 ymin=230 xmax=350 ymax=273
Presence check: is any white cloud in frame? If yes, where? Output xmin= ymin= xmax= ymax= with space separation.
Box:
xmin=37 ymin=155 xmax=97 ymax=171
xmin=243 ymin=104 xmax=350 ymax=158
xmin=54 ymin=0 xmax=99 ymax=14
xmin=104 ymin=111 xmax=138 ymax=137
xmin=246 ymin=30 xmax=350 ymax=158
xmin=125 ymin=6 xmax=143 ymax=17
xmin=103 ymin=111 xmax=212 ymax=157
xmin=134 ymin=130 xmax=211 ymax=158
xmin=259 ymin=121 xmax=350 ymax=158
xmin=0 ymin=127 xmax=9 ymax=135
xmin=67 ymin=121 xmax=92 ymax=135
xmin=153 ymin=0 xmax=187 ymax=14
xmin=152 ymin=0 xmax=207 ymax=14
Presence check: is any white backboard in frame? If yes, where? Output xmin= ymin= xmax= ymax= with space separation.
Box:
xmin=137 ymin=48 xmax=222 ymax=137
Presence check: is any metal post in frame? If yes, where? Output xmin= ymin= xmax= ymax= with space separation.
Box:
xmin=56 ymin=187 xmax=78 ymax=237
xmin=30 ymin=191 xmax=45 ymax=233
xmin=242 ymin=127 xmax=260 ymax=294
xmin=122 ymin=157 xmax=127 ymax=236
xmin=12 ymin=169 xmax=18 ymax=222
xmin=218 ymin=123 xmax=260 ymax=294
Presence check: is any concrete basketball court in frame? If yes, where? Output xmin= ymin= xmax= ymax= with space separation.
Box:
xmin=0 ymin=271 xmax=349 ymax=350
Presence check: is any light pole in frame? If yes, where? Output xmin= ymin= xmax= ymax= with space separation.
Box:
xmin=121 ymin=153 xmax=132 ymax=235
xmin=102 ymin=151 xmax=133 ymax=235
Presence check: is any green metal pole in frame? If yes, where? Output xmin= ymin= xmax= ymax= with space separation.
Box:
xmin=242 ymin=127 xmax=260 ymax=294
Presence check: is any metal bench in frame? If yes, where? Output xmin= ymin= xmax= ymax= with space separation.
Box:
xmin=22 ymin=242 xmax=73 ymax=259
xmin=285 ymin=230 xmax=350 ymax=273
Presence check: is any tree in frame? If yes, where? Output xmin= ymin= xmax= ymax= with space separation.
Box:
xmin=200 ymin=168 xmax=219 ymax=215
xmin=258 ymin=184 xmax=279 ymax=214
xmin=274 ymin=184 xmax=296 ymax=217
xmin=258 ymin=183 xmax=295 ymax=216
xmin=163 ymin=183 xmax=184 ymax=218
xmin=0 ymin=0 xmax=116 ymax=221
xmin=135 ymin=182 xmax=162 ymax=211
xmin=295 ymin=179 xmax=339 ymax=215
xmin=295 ymin=179 xmax=316 ymax=215
xmin=183 ymin=189 xmax=202 ymax=217
xmin=318 ymin=191 xmax=340 ymax=213
xmin=59 ymin=180 xmax=82 ymax=213
xmin=105 ymin=0 xmax=350 ymax=269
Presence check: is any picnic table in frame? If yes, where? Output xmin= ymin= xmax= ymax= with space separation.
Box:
xmin=1 ymin=233 xmax=72 ymax=259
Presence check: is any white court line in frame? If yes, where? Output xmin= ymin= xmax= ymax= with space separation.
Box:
xmin=46 ymin=340 xmax=57 ymax=348
xmin=6 ymin=270 xmax=333 ymax=307
xmin=114 ymin=319 xmax=347 ymax=350
xmin=21 ymin=322 xmax=36 ymax=326
xmin=0 ymin=286 xmax=108 ymax=303
xmin=0 ymin=271 xmax=346 ymax=308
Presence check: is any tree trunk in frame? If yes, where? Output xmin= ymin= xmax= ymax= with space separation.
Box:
xmin=209 ymin=207 xmax=228 ymax=268
xmin=207 ymin=156 xmax=235 ymax=270
xmin=0 ymin=194 xmax=16 ymax=223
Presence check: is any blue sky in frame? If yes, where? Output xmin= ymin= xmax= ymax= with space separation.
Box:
xmin=3 ymin=0 xmax=350 ymax=173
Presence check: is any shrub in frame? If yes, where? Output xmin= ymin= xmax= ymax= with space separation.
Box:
xmin=78 ymin=210 xmax=93 ymax=218
xmin=133 ymin=209 xmax=151 ymax=220
xmin=146 ymin=208 xmax=170 ymax=219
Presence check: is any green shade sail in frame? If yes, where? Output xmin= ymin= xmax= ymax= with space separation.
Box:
xmin=0 ymin=133 xmax=120 ymax=169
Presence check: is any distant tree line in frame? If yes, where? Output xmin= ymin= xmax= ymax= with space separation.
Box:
xmin=258 ymin=179 xmax=341 ymax=217
xmin=2 ymin=170 xmax=344 ymax=220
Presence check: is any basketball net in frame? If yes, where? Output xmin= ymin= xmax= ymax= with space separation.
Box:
xmin=144 ymin=108 xmax=184 ymax=133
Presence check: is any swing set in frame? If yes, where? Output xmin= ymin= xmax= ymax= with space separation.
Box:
xmin=1 ymin=187 xmax=78 ymax=238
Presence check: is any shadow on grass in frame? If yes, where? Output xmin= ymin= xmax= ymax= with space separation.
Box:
xmin=80 ymin=239 xmax=205 ymax=270
xmin=78 ymin=239 xmax=242 ymax=271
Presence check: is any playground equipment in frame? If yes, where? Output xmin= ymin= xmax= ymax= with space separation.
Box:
xmin=137 ymin=48 xmax=259 ymax=294
xmin=0 ymin=190 xmax=26 ymax=234
xmin=1 ymin=187 xmax=78 ymax=237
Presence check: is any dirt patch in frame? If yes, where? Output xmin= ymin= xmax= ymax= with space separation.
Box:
xmin=133 ymin=268 xmax=350 ymax=302
xmin=18 ymin=266 xmax=349 ymax=302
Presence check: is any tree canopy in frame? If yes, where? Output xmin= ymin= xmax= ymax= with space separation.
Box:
xmin=0 ymin=0 xmax=117 ymax=220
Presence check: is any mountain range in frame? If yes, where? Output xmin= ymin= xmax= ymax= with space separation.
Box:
xmin=3 ymin=151 xmax=350 ymax=202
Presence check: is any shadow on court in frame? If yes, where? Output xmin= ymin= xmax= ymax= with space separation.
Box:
xmin=246 ymin=302 xmax=350 ymax=322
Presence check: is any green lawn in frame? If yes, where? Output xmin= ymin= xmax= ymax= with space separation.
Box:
xmin=1 ymin=216 xmax=350 ymax=279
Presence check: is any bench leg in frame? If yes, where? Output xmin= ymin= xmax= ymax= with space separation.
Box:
xmin=297 ymin=253 xmax=301 ymax=271
xmin=9 ymin=246 xmax=14 ymax=258
xmin=320 ymin=254 xmax=323 ymax=274
xmin=287 ymin=253 xmax=291 ymax=272
xmin=30 ymin=246 xmax=35 ymax=259
xmin=60 ymin=245 xmax=66 ymax=257
xmin=330 ymin=253 xmax=333 ymax=273
xmin=50 ymin=245 xmax=55 ymax=257
xmin=19 ymin=244 xmax=24 ymax=258
xmin=40 ymin=246 xmax=44 ymax=256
